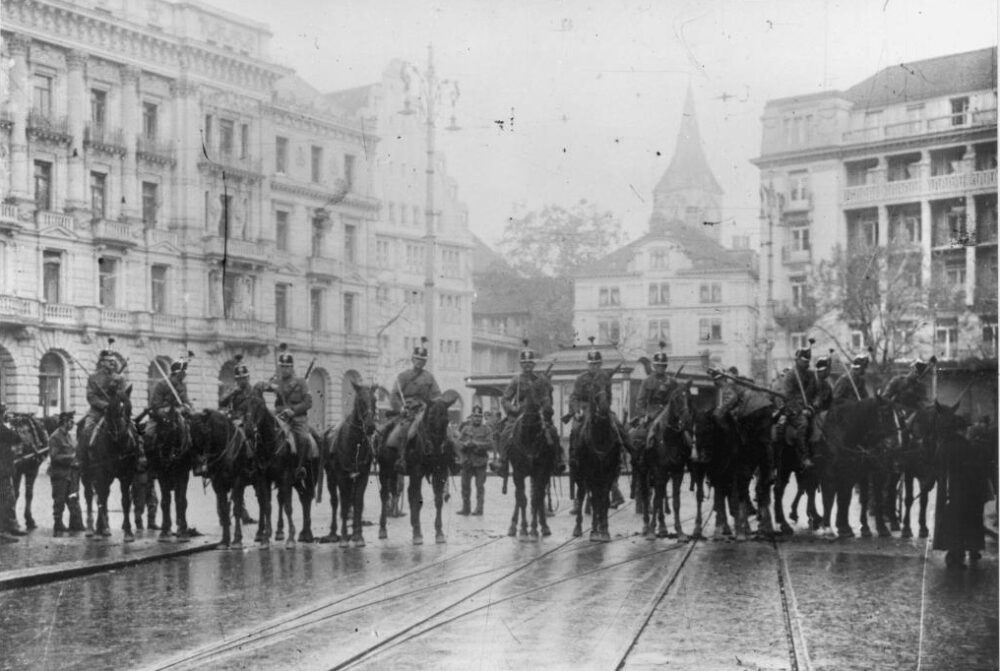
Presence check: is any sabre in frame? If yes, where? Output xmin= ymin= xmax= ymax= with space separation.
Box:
xmin=713 ymin=368 xmax=788 ymax=401
xmin=152 ymin=359 xmax=186 ymax=408
xmin=834 ymin=350 xmax=862 ymax=401
xmin=13 ymin=447 xmax=49 ymax=465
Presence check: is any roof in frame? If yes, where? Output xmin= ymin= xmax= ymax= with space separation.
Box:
xmin=844 ymin=47 xmax=997 ymax=109
xmin=471 ymin=234 xmax=516 ymax=276
xmin=572 ymin=215 xmax=756 ymax=278
xmin=325 ymin=85 xmax=375 ymax=117
xmin=654 ymin=85 xmax=723 ymax=196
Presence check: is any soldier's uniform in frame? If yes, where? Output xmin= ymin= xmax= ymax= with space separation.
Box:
xmin=569 ymin=342 xmax=625 ymax=508
xmin=0 ymin=406 xmax=24 ymax=541
xmin=711 ymin=367 xmax=775 ymax=453
xmin=219 ymin=356 xmax=256 ymax=524
xmin=80 ymin=350 xmax=126 ymax=449
xmin=808 ymin=356 xmax=834 ymax=443
xmin=493 ymin=341 xmax=564 ymax=477
xmin=629 ymin=343 xmax=679 ymax=452
xmin=457 ymin=406 xmax=493 ymax=516
xmin=145 ymin=360 xmax=192 ymax=461
xmin=780 ymin=346 xmax=818 ymax=469
xmin=48 ymin=412 xmax=83 ymax=535
xmin=269 ymin=346 xmax=317 ymax=474
xmin=388 ymin=339 xmax=441 ymax=473
xmin=832 ymin=355 xmax=870 ymax=405
xmin=882 ymin=359 xmax=932 ymax=416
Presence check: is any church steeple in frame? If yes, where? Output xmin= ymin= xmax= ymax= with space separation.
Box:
xmin=652 ymin=85 xmax=723 ymax=236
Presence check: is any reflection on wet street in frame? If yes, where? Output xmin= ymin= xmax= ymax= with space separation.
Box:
xmin=0 ymin=476 xmax=995 ymax=671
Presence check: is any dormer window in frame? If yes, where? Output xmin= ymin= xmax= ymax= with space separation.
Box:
xmin=650 ymin=248 xmax=669 ymax=270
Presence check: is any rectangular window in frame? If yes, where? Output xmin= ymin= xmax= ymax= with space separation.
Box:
xmin=376 ymin=286 xmax=390 ymax=304
xmin=219 ymin=119 xmax=235 ymax=158
xmin=699 ymin=282 xmax=722 ymax=304
xmin=204 ymin=114 xmax=213 ymax=148
xmin=698 ymin=317 xmax=723 ymax=343
xmin=343 ymin=292 xmax=356 ymax=334
xmin=311 ymin=146 xmax=322 ymax=183
xmin=33 ymin=73 xmax=52 ymax=115
xmin=151 ymin=265 xmax=167 ymax=314
xmin=936 ymin=324 xmax=959 ymax=359
xmin=344 ymin=224 xmax=357 ymax=264
xmin=791 ymin=226 xmax=810 ymax=251
xmin=275 ymin=211 xmax=289 ymax=251
xmin=405 ymin=244 xmax=424 ymax=272
xmin=598 ymin=320 xmax=620 ymax=344
xmin=890 ymin=215 xmax=921 ymax=245
xmin=34 ymin=161 xmax=52 ymax=211
xmin=142 ymin=182 xmax=158 ymax=226
xmin=311 ymin=217 xmax=325 ymax=258
xmin=142 ymin=102 xmax=158 ymax=140
xmin=791 ymin=332 xmax=808 ymax=352
xmin=788 ymin=171 xmax=809 ymax=202
xmin=376 ymin=239 xmax=390 ymax=268
xmin=598 ymin=286 xmax=621 ymax=307
xmin=412 ymin=205 xmax=421 ymax=228
xmin=275 ymin=136 xmax=288 ymax=174
xmin=650 ymin=248 xmax=668 ymax=270
xmin=388 ymin=202 xmax=396 ymax=224
xmin=98 ymin=257 xmax=117 ymax=308
xmin=647 ymin=319 xmax=670 ymax=347
xmin=43 ymin=251 xmax=61 ymax=303
xmin=90 ymin=89 xmax=106 ymax=128
xmin=344 ymin=154 xmax=356 ymax=190
xmin=950 ymin=97 xmax=969 ymax=126
xmin=648 ymin=282 xmax=670 ymax=305
xmin=90 ymin=172 xmax=106 ymax=220
xmin=218 ymin=194 xmax=231 ymax=237
xmin=982 ymin=319 xmax=998 ymax=358
xmin=850 ymin=330 xmax=864 ymax=351
xmin=791 ymin=279 xmax=808 ymax=308
xmin=274 ymin=284 xmax=289 ymax=328
xmin=310 ymin=288 xmax=323 ymax=331
xmin=240 ymin=123 xmax=249 ymax=159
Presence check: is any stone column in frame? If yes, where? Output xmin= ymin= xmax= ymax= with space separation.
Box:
xmin=7 ymin=34 xmax=31 ymax=204
xmin=965 ymin=194 xmax=977 ymax=307
xmin=65 ymin=50 xmax=88 ymax=214
xmin=170 ymin=75 xmax=200 ymax=232
xmin=877 ymin=204 xmax=888 ymax=247
xmin=920 ymin=199 xmax=932 ymax=288
xmin=120 ymin=65 xmax=140 ymax=222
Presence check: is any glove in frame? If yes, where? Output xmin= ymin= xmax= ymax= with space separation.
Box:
xmin=181 ymin=404 xmax=193 ymax=417
xmin=278 ymin=409 xmax=293 ymax=422
xmin=575 ymin=410 xmax=584 ymax=421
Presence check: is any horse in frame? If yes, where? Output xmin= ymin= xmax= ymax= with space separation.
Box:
xmin=572 ymin=389 xmax=623 ymax=542
xmin=814 ymin=395 xmax=899 ymax=538
xmin=320 ymin=381 xmax=378 ymax=547
xmin=79 ymin=381 xmax=141 ymax=541
xmin=640 ymin=383 xmax=702 ymax=540
xmin=692 ymin=409 xmax=739 ymax=538
xmin=398 ymin=391 xmax=460 ymax=545
xmin=9 ymin=413 xmax=53 ymax=531
xmin=502 ymin=380 xmax=554 ymax=541
xmin=189 ymin=409 xmax=252 ymax=547
xmin=144 ymin=405 xmax=195 ymax=541
xmin=898 ymin=400 xmax=967 ymax=539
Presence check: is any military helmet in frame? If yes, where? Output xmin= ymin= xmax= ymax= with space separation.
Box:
xmin=794 ymin=337 xmax=815 ymax=361
xmin=411 ymin=336 xmax=429 ymax=361
xmin=233 ymin=353 xmax=250 ymax=379
xmin=851 ymin=353 xmax=870 ymax=369
xmin=100 ymin=337 xmax=117 ymax=362
xmin=471 ymin=405 xmax=483 ymax=417
xmin=707 ymin=367 xmax=724 ymax=381
xmin=911 ymin=358 xmax=931 ymax=375
xmin=814 ymin=356 xmax=831 ymax=372
xmin=727 ymin=366 xmax=740 ymax=376
xmin=652 ymin=340 xmax=668 ymax=366
xmin=58 ymin=410 xmax=75 ymax=423
xmin=519 ymin=339 xmax=537 ymax=364
xmin=586 ymin=336 xmax=602 ymax=363
xmin=170 ymin=350 xmax=193 ymax=374
xmin=277 ymin=342 xmax=294 ymax=366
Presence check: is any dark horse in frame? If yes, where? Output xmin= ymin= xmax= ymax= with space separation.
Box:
xmin=638 ymin=384 xmax=702 ymax=540
xmin=189 ymin=409 xmax=251 ymax=547
xmin=10 ymin=413 xmax=53 ymax=531
xmin=503 ymin=380 xmax=554 ymax=541
xmin=399 ymin=391 xmax=460 ymax=545
xmin=321 ymin=381 xmax=378 ymax=547
xmin=79 ymin=382 xmax=140 ymax=541
xmin=145 ymin=406 xmax=194 ymax=541
xmin=572 ymin=389 xmax=622 ymax=542
xmin=815 ymin=396 xmax=899 ymax=538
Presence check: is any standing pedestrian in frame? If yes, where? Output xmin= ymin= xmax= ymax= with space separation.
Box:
xmin=457 ymin=406 xmax=493 ymax=516
xmin=0 ymin=405 xmax=26 ymax=542
xmin=934 ymin=418 xmax=992 ymax=569
xmin=49 ymin=411 xmax=84 ymax=536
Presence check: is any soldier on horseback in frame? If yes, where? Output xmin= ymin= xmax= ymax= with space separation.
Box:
xmin=882 ymin=358 xmax=935 ymax=417
xmin=80 ymin=348 xmax=127 ymax=449
xmin=219 ymin=355 xmax=254 ymax=424
xmin=779 ymin=342 xmax=820 ymax=470
xmin=492 ymin=340 xmax=564 ymax=478
xmin=389 ymin=337 xmax=441 ymax=474
xmin=267 ymin=344 xmax=317 ymax=480
xmin=570 ymin=340 xmax=625 ymax=508
xmin=145 ymin=356 xmax=193 ymax=466
xmin=629 ymin=341 xmax=678 ymax=452
xmin=832 ymin=353 xmax=870 ymax=405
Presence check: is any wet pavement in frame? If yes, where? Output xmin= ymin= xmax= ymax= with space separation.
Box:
xmin=0 ymin=473 xmax=996 ymax=670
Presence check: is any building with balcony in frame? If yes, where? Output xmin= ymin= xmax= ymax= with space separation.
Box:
xmin=0 ymin=0 xmax=382 ymax=429
xmin=572 ymin=89 xmax=760 ymax=379
xmin=327 ymin=62 xmax=475 ymax=418
xmin=754 ymin=47 xmax=996 ymax=416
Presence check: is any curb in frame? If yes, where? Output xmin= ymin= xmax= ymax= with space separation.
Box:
xmin=0 ymin=539 xmax=221 ymax=591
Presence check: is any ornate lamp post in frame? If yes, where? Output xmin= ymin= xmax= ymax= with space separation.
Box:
xmin=399 ymin=45 xmax=460 ymax=369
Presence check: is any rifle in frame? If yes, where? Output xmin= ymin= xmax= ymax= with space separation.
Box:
xmin=14 ymin=447 xmax=49 ymax=465
xmin=304 ymin=357 xmax=317 ymax=381
xmin=714 ymin=369 xmax=787 ymax=401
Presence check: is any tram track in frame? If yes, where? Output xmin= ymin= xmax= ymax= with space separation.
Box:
xmin=771 ymin=537 xmax=813 ymax=671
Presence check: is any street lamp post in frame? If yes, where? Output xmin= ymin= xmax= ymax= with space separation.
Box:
xmin=399 ymin=45 xmax=460 ymax=370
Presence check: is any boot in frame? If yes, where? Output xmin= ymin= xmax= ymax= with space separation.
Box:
xmin=458 ymin=499 xmax=471 ymax=516
xmin=147 ymin=507 xmax=160 ymax=531
xmin=473 ymin=493 xmax=484 ymax=516
xmin=610 ymin=482 xmax=625 ymax=509
xmin=53 ymin=517 xmax=67 ymax=537
xmin=68 ymin=509 xmax=85 ymax=532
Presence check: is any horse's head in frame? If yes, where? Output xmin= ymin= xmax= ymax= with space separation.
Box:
xmin=422 ymin=390 xmax=460 ymax=448
xmin=589 ymin=387 xmax=612 ymax=420
xmin=350 ymin=381 xmax=378 ymax=436
xmin=665 ymin=382 xmax=695 ymax=431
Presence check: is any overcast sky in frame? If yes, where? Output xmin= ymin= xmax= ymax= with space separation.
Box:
xmin=203 ymin=0 xmax=997 ymax=248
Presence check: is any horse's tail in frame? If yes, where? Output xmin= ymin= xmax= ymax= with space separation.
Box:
xmin=315 ymin=463 xmax=324 ymax=503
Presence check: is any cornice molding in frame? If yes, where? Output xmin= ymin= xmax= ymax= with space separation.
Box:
xmin=266 ymin=104 xmax=371 ymax=143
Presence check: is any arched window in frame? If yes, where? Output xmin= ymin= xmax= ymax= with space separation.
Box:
xmin=38 ymin=352 xmax=66 ymax=417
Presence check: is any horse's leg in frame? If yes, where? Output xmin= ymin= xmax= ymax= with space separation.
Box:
xmin=900 ymin=473 xmax=915 ymax=539
xmin=858 ymin=476 xmax=872 ymax=538
xmin=378 ymin=470 xmax=390 ymax=540
xmin=509 ymin=473 xmax=522 ymax=537
xmin=283 ymin=479 xmax=297 ymax=546
xmin=789 ymin=483 xmax=803 ymax=524
xmin=159 ymin=477 xmax=173 ymax=539
xmin=672 ymin=472 xmax=686 ymax=541
xmin=216 ymin=481 xmax=231 ymax=547
xmin=353 ymin=477 xmax=367 ymax=547
xmin=537 ymin=474 xmax=551 ymax=537
xmin=692 ymin=472 xmax=704 ymax=539
xmin=773 ymin=466 xmax=792 ymax=535
xmin=714 ymin=482 xmax=732 ymax=538
xmin=175 ymin=471 xmax=190 ymax=540
xmin=516 ymin=475 xmax=529 ymax=538
xmin=572 ymin=479 xmax=584 ymax=538
xmin=875 ymin=469 xmax=893 ymax=537
xmin=641 ymin=470 xmax=654 ymax=539
xmin=322 ymin=466 xmax=340 ymax=543
xmin=434 ymin=471 xmax=446 ymax=544
xmin=120 ymin=473 xmax=134 ymax=542
xmin=654 ymin=479 xmax=668 ymax=538
xmin=257 ymin=481 xmax=271 ymax=546
xmin=298 ymin=475 xmax=314 ymax=543
xmin=408 ymin=469 xmax=423 ymax=544
xmin=275 ymin=475 xmax=287 ymax=541
xmin=23 ymin=470 xmax=37 ymax=529
xmin=917 ymin=476 xmax=933 ymax=538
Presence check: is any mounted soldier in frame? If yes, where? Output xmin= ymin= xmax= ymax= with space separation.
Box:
xmin=492 ymin=340 xmax=564 ymax=478
xmin=49 ymin=411 xmax=84 ymax=536
xmin=457 ymin=406 xmax=493 ymax=516
xmin=267 ymin=343 xmax=317 ymax=480
xmin=145 ymin=354 xmax=193 ymax=471
xmin=832 ymin=353 xmax=871 ymax=405
xmin=808 ymin=353 xmax=835 ymax=445
xmin=80 ymin=346 xmax=127 ymax=449
xmin=778 ymin=341 xmax=819 ymax=470
xmin=629 ymin=341 xmax=679 ymax=452
xmin=882 ymin=357 xmax=935 ymax=418
xmin=219 ymin=354 xmax=254 ymax=423
xmin=569 ymin=339 xmax=625 ymax=508
xmin=389 ymin=337 xmax=441 ymax=474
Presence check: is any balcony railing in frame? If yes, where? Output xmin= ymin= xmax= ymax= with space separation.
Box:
xmin=843 ymin=108 xmax=997 ymax=144
xmin=781 ymin=246 xmax=812 ymax=264
xmin=842 ymin=169 xmax=997 ymax=206
xmin=146 ymin=228 xmax=181 ymax=249
xmin=100 ymin=309 xmax=134 ymax=328
xmin=136 ymin=134 xmax=176 ymax=165
xmin=36 ymin=211 xmax=75 ymax=230
xmin=0 ymin=295 xmax=40 ymax=321
xmin=305 ymin=256 xmax=343 ymax=279
xmin=26 ymin=109 xmax=71 ymax=143
xmin=207 ymin=317 xmax=274 ymax=343
xmin=0 ymin=203 xmax=22 ymax=234
xmin=84 ymin=123 xmax=127 ymax=155
xmin=43 ymin=303 xmax=77 ymax=322
xmin=92 ymin=219 xmax=141 ymax=248
xmin=203 ymin=236 xmax=273 ymax=265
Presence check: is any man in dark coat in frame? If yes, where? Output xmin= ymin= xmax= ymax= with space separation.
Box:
xmin=882 ymin=358 xmax=934 ymax=416
xmin=780 ymin=344 xmax=818 ymax=469
xmin=145 ymin=358 xmax=192 ymax=463
xmin=0 ymin=405 xmax=25 ymax=542
xmin=457 ymin=406 xmax=493 ymax=516
xmin=268 ymin=345 xmax=316 ymax=480
xmin=49 ymin=411 xmax=83 ymax=536
xmin=832 ymin=354 xmax=870 ymax=405
xmin=628 ymin=342 xmax=678 ymax=453
xmin=933 ymin=420 xmax=992 ymax=569
xmin=388 ymin=338 xmax=441 ymax=473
